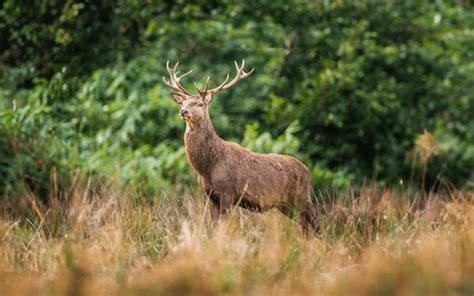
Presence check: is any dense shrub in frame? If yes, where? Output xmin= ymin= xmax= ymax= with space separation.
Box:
xmin=1 ymin=1 xmax=473 ymax=197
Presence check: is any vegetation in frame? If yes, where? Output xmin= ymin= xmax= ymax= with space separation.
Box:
xmin=1 ymin=1 xmax=473 ymax=294
xmin=1 ymin=1 xmax=473 ymax=195
xmin=0 ymin=185 xmax=473 ymax=295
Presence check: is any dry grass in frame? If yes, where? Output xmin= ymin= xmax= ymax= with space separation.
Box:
xmin=0 ymin=185 xmax=473 ymax=295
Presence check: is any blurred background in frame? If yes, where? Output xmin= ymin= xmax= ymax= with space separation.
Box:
xmin=1 ymin=0 xmax=473 ymax=198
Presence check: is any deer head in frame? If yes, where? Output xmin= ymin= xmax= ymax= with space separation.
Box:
xmin=163 ymin=60 xmax=254 ymax=125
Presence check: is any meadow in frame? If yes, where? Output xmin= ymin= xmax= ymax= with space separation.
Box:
xmin=1 ymin=182 xmax=473 ymax=295
xmin=1 ymin=1 xmax=473 ymax=295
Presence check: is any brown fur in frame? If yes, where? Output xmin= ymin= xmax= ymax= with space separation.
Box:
xmin=165 ymin=63 xmax=318 ymax=232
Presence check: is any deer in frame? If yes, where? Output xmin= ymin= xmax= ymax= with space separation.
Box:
xmin=163 ymin=60 xmax=319 ymax=233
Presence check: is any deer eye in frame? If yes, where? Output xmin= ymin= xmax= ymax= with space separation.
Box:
xmin=197 ymin=103 xmax=204 ymax=107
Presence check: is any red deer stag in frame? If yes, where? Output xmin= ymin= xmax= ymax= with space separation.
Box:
xmin=163 ymin=60 xmax=319 ymax=233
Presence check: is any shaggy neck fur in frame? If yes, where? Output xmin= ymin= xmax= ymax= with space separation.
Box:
xmin=184 ymin=114 xmax=222 ymax=176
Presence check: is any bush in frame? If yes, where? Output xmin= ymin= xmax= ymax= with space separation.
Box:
xmin=1 ymin=0 xmax=473 ymax=197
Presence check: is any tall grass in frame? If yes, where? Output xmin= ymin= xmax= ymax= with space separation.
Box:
xmin=0 ymin=184 xmax=473 ymax=295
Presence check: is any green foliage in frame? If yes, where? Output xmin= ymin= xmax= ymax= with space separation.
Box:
xmin=1 ymin=0 xmax=473 ymax=197
xmin=241 ymin=121 xmax=302 ymax=156
xmin=0 ymin=97 xmax=77 ymax=196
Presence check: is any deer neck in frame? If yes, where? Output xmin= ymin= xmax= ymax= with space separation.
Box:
xmin=184 ymin=115 xmax=222 ymax=176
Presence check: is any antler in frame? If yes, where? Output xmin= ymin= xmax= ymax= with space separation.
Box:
xmin=194 ymin=59 xmax=254 ymax=96
xmin=162 ymin=61 xmax=193 ymax=96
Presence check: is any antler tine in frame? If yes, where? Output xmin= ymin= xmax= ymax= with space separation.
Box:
xmin=163 ymin=61 xmax=193 ymax=96
xmin=242 ymin=67 xmax=254 ymax=77
xmin=164 ymin=60 xmax=254 ymax=97
xmin=207 ymin=60 xmax=254 ymax=94
xmin=165 ymin=61 xmax=178 ymax=75
xmin=206 ymin=74 xmax=230 ymax=94
xmin=234 ymin=60 xmax=240 ymax=71
xmin=178 ymin=69 xmax=193 ymax=80
xmin=236 ymin=59 xmax=254 ymax=78
xmin=194 ymin=77 xmax=210 ymax=95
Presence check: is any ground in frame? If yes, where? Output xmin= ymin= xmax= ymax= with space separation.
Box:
xmin=0 ymin=186 xmax=473 ymax=295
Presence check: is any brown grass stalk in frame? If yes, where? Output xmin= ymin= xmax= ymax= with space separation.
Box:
xmin=0 ymin=184 xmax=473 ymax=295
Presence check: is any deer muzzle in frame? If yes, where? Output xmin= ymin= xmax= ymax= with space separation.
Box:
xmin=179 ymin=108 xmax=190 ymax=119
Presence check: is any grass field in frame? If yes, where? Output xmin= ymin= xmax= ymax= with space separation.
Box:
xmin=0 ymin=184 xmax=473 ymax=295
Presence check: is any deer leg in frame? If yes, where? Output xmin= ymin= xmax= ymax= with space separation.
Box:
xmin=299 ymin=199 xmax=320 ymax=234
xmin=208 ymin=192 xmax=232 ymax=225
xmin=209 ymin=199 xmax=221 ymax=224
xmin=278 ymin=198 xmax=320 ymax=234
xmin=277 ymin=203 xmax=298 ymax=219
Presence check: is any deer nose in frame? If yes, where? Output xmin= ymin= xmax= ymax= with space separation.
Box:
xmin=179 ymin=109 xmax=189 ymax=117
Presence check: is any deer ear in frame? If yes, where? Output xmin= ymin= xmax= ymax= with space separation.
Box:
xmin=170 ymin=93 xmax=185 ymax=105
xmin=203 ymin=93 xmax=213 ymax=105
